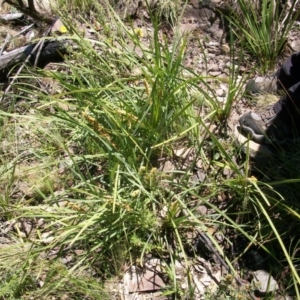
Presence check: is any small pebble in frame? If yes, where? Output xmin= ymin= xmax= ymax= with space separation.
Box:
xmin=216 ymin=88 xmax=225 ymax=97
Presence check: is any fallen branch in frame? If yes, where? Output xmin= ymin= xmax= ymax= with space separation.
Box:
xmin=0 ymin=13 xmax=24 ymax=21
xmin=3 ymin=0 xmax=55 ymax=24
xmin=0 ymin=39 xmax=73 ymax=80
xmin=0 ymin=24 xmax=34 ymax=56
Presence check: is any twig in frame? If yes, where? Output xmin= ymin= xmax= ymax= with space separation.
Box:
xmin=0 ymin=38 xmax=44 ymax=103
xmin=0 ymin=13 xmax=24 ymax=21
xmin=0 ymin=16 xmax=61 ymax=102
xmin=27 ymin=0 xmax=35 ymax=11
xmin=14 ymin=23 xmax=35 ymax=38
xmin=0 ymin=24 xmax=34 ymax=57
xmin=0 ymin=18 xmax=64 ymax=103
xmin=182 ymin=208 xmax=240 ymax=283
xmin=0 ymin=33 xmax=11 ymax=56
xmin=34 ymin=17 xmax=59 ymax=68
xmin=3 ymin=0 xmax=54 ymax=24
xmin=280 ymin=0 xmax=300 ymax=32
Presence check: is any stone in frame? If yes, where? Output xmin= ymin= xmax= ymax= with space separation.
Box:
xmin=159 ymin=160 xmax=174 ymax=172
xmin=196 ymin=170 xmax=206 ymax=182
xmin=41 ymin=231 xmax=55 ymax=244
xmin=196 ymin=205 xmax=208 ymax=215
xmin=178 ymin=23 xmax=199 ymax=33
xmin=207 ymin=64 xmax=219 ymax=71
xmin=35 ymin=0 xmax=56 ymax=14
xmin=124 ymin=260 xmax=165 ymax=293
xmin=216 ymin=88 xmax=225 ymax=97
xmin=174 ymin=147 xmax=194 ymax=159
xmin=209 ymin=71 xmax=221 ymax=76
xmin=216 ymin=96 xmax=225 ymax=102
xmin=207 ymin=21 xmax=223 ymax=39
xmin=252 ymin=270 xmax=279 ymax=294
xmin=220 ymin=83 xmax=228 ymax=92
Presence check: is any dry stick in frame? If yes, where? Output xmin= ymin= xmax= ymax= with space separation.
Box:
xmin=13 ymin=23 xmax=35 ymax=38
xmin=181 ymin=209 xmax=256 ymax=300
xmin=0 ymin=38 xmax=44 ymax=103
xmin=33 ymin=38 xmax=46 ymax=68
xmin=0 ymin=23 xmax=35 ymax=57
xmin=34 ymin=17 xmax=59 ymax=68
xmin=280 ymin=0 xmax=300 ymax=30
xmin=27 ymin=0 xmax=36 ymax=11
xmin=181 ymin=209 xmax=238 ymax=281
xmin=0 ymin=18 xmax=58 ymax=103
xmin=0 ymin=34 xmax=11 ymax=57
xmin=196 ymin=230 xmax=256 ymax=300
xmin=0 ymin=13 xmax=24 ymax=21
xmin=4 ymin=0 xmax=54 ymax=24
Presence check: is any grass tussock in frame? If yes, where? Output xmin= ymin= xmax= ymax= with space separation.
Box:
xmin=226 ymin=0 xmax=300 ymax=72
xmin=0 ymin=0 xmax=299 ymax=299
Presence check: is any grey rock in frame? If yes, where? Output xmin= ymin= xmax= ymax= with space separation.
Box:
xmin=290 ymin=40 xmax=300 ymax=51
xmin=196 ymin=205 xmax=208 ymax=215
xmin=209 ymin=71 xmax=221 ymax=76
xmin=124 ymin=259 xmax=165 ymax=293
xmin=206 ymin=21 xmax=223 ymax=39
xmin=216 ymin=88 xmax=225 ymax=97
xmin=216 ymin=96 xmax=225 ymax=102
xmin=207 ymin=64 xmax=219 ymax=71
xmin=252 ymin=270 xmax=279 ymax=294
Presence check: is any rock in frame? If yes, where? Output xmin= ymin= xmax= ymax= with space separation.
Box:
xmin=124 ymin=259 xmax=165 ymax=293
xmin=190 ymin=171 xmax=206 ymax=183
xmin=252 ymin=270 xmax=279 ymax=295
xmin=41 ymin=231 xmax=55 ymax=244
xmin=196 ymin=170 xmax=206 ymax=182
xmin=275 ymin=295 xmax=295 ymax=300
xmin=220 ymin=83 xmax=228 ymax=92
xmin=290 ymin=39 xmax=300 ymax=52
xmin=159 ymin=159 xmax=174 ymax=173
xmin=216 ymin=88 xmax=225 ymax=97
xmin=223 ymin=166 xmax=233 ymax=177
xmin=216 ymin=96 xmax=225 ymax=102
xmin=61 ymin=254 xmax=73 ymax=265
xmin=34 ymin=0 xmax=56 ymax=14
xmin=178 ymin=23 xmax=199 ymax=33
xmin=207 ymin=64 xmax=219 ymax=71
xmin=174 ymin=147 xmax=194 ymax=159
xmin=196 ymin=205 xmax=208 ymax=215
xmin=207 ymin=21 xmax=223 ymax=39
xmin=209 ymin=71 xmax=221 ymax=76
xmin=196 ymin=159 xmax=202 ymax=168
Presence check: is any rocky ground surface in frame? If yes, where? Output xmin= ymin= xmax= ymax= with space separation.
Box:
xmin=0 ymin=0 xmax=299 ymax=299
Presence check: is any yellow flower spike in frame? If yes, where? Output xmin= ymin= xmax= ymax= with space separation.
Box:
xmin=150 ymin=168 xmax=157 ymax=173
xmin=130 ymin=189 xmax=141 ymax=198
xmin=116 ymin=109 xmax=138 ymax=121
xmin=134 ymin=28 xmax=144 ymax=38
xmin=248 ymin=175 xmax=258 ymax=182
xmin=143 ymin=79 xmax=150 ymax=96
xmin=138 ymin=166 xmax=147 ymax=173
xmin=82 ymin=111 xmax=115 ymax=146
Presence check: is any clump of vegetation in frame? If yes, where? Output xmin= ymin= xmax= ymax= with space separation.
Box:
xmin=0 ymin=0 xmax=299 ymax=299
xmin=225 ymin=0 xmax=300 ymax=72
